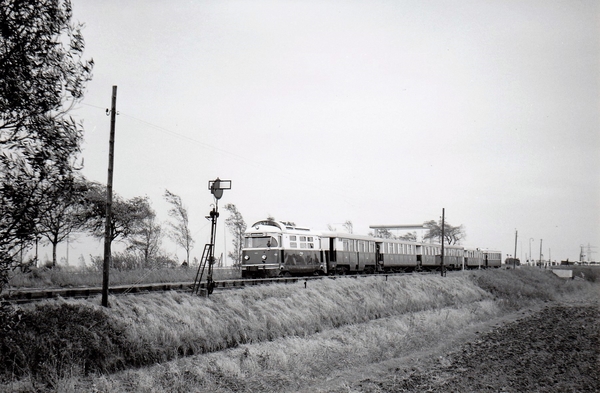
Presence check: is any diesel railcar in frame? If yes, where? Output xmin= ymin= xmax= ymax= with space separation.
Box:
xmin=241 ymin=220 xmax=325 ymax=278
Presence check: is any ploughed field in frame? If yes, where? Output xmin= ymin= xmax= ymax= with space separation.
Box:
xmin=339 ymin=302 xmax=599 ymax=393
xmin=0 ymin=267 xmax=598 ymax=392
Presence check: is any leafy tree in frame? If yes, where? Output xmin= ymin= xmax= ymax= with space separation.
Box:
xmin=423 ymin=219 xmax=465 ymax=245
xmin=82 ymin=182 xmax=153 ymax=244
xmin=127 ymin=204 xmax=163 ymax=268
xmin=36 ymin=175 xmax=88 ymax=267
xmin=0 ymin=0 xmax=93 ymax=289
xmin=224 ymin=203 xmax=246 ymax=268
xmin=164 ymin=189 xmax=194 ymax=265
xmin=372 ymin=228 xmax=396 ymax=239
xmin=398 ymin=231 xmax=417 ymax=242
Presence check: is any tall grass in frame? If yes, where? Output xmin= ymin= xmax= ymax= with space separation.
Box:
xmin=469 ymin=266 xmax=598 ymax=309
xmin=1 ymin=268 xmax=597 ymax=391
xmin=87 ymin=300 xmax=503 ymax=393
xmin=6 ymin=266 xmax=240 ymax=289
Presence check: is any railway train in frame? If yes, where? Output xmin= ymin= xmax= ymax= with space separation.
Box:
xmin=241 ymin=219 xmax=502 ymax=278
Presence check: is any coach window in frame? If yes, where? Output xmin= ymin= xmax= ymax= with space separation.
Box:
xmin=290 ymin=235 xmax=297 ymax=241
xmin=290 ymin=242 xmax=298 ymax=248
xmin=300 ymin=236 xmax=306 ymax=242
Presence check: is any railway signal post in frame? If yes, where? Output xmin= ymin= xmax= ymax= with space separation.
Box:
xmin=193 ymin=178 xmax=231 ymax=296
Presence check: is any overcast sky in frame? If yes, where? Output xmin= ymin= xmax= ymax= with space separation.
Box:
xmin=54 ymin=0 xmax=599 ymax=265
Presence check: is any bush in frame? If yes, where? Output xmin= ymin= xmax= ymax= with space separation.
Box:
xmin=0 ymin=302 xmax=130 ymax=387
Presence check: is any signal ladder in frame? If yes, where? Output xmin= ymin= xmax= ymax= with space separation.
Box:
xmin=191 ymin=243 xmax=216 ymax=295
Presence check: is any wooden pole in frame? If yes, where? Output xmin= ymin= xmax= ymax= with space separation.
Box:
xmin=441 ymin=208 xmax=445 ymax=276
xmin=513 ymin=229 xmax=518 ymax=269
xmin=102 ymin=86 xmax=117 ymax=307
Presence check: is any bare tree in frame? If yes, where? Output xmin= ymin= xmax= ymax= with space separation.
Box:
xmin=224 ymin=203 xmax=246 ymax=268
xmin=164 ymin=189 xmax=194 ymax=265
xmin=343 ymin=220 xmax=353 ymax=234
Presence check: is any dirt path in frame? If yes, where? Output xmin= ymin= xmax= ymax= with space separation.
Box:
xmin=310 ymin=301 xmax=599 ymax=393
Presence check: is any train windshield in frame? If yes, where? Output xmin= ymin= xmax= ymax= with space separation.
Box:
xmin=244 ymin=236 xmax=279 ymax=248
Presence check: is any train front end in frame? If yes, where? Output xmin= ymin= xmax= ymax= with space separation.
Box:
xmin=241 ymin=220 xmax=284 ymax=278
xmin=242 ymin=219 xmax=326 ymax=278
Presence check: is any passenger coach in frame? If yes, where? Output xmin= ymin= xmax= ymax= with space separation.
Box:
xmin=320 ymin=232 xmax=378 ymax=274
xmin=482 ymin=250 xmax=502 ymax=268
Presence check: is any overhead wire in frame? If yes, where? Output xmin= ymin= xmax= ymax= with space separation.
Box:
xmin=80 ymin=102 xmax=357 ymax=207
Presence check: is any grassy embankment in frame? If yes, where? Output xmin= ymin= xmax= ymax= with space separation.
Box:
xmin=1 ymin=267 xmax=598 ymax=392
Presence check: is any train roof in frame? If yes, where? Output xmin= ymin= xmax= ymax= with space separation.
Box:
xmin=247 ymin=220 xmax=318 ymax=235
xmin=247 ymin=221 xmax=499 ymax=251
xmin=320 ymin=231 xmax=460 ymax=247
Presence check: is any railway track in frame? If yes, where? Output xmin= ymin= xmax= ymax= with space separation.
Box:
xmin=0 ymin=275 xmax=327 ymax=304
xmin=1 ymin=271 xmax=441 ymax=304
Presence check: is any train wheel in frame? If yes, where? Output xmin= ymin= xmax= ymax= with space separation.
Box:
xmin=337 ymin=266 xmax=349 ymax=275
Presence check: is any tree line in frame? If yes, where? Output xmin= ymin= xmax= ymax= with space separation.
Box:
xmin=0 ymin=0 xmax=249 ymax=293
xmin=367 ymin=220 xmax=466 ymax=244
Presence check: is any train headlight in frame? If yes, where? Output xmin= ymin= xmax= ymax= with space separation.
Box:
xmin=244 ymin=255 xmax=249 ymax=261
xmin=261 ymin=254 xmax=267 ymax=261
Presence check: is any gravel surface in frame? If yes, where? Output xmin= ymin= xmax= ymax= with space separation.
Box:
xmin=350 ymin=303 xmax=599 ymax=393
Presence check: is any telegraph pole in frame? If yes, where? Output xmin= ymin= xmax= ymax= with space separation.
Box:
xmin=102 ymin=86 xmax=117 ymax=307
xmin=513 ymin=229 xmax=518 ymax=269
xmin=440 ymin=208 xmax=445 ymax=277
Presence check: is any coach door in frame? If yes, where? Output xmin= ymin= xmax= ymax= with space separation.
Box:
xmin=375 ymin=242 xmax=383 ymax=270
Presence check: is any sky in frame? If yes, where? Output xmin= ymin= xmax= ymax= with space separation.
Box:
xmin=44 ymin=0 xmax=599 ymax=266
